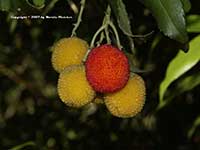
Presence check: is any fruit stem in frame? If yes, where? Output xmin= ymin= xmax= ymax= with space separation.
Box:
xmin=90 ymin=24 xmax=107 ymax=48
xmin=90 ymin=5 xmax=123 ymax=49
xmin=71 ymin=0 xmax=86 ymax=36
xmin=90 ymin=5 xmax=112 ymax=48
xmin=84 ymin=5 xmax=123 ymax=61
xmin=104 ymin=6 xmax=111 ymax=44
xmin=108 ymin=21 xmax=122 ymax=49
xmin=96 ymin=32 xmax=105 ymax=46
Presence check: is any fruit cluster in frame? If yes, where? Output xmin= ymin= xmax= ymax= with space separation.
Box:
xmin=51 ymin=37 xmax=146 ymax=118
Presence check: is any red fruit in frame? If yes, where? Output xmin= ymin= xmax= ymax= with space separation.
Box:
xmin=85 ymin=44 xmax=130 ymax=93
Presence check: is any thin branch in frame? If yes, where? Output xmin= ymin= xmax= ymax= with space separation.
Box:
xmin=90 ymin=24 xmax=107 ymax=48
xmin=104 ymin=6 xmax=111 ymax=44
xmin=108 ymin=21 xmax=122 ymax=49
xmin=71 ymin=0 xmax=86 ymax=36
xmin=83 ymin=24 xmax=107 ymax=61
xmin=131 ymin=31 xmax=154 ymax=38
xmin=96 ymin=32 xmax=105 ymax=46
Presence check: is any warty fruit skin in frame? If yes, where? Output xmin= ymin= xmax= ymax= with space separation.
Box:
xmin=85 ymin=44 xmax=130 ymax=93
xmin=105 ymin=73 xmax=146 ymax=118
xmin=51 ymin=37 xmax=88 ymax=73
xmin=58 ymin=65 xmax=95 ymax=108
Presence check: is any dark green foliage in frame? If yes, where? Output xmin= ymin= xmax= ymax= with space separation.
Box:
xmin=142 ymin=0 xmax=189 ymax=44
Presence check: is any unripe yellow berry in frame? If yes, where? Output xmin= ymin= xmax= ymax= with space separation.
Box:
xmin=105 ymin=74 xmax=146 ymax=118
xmin=58 ymin=65 xmax=95 ymax=108
xmin=51 ymin=37 xmax=88 ymax=72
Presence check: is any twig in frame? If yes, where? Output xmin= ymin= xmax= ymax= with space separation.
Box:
xmin=131 ymin=31 xmax=154 ymax=38
xmin=104 ymin=6 xmax=111 ymax=44
xmin=108 ymin=21 xmax=122 ymax=49
xmin=90 ymin=24 xmax=107 ymax=48
xmin=71 ymin=0 xmax=86 ymax=36
xmin=83 ymin=24 xmax=107 ymax=61
xmin=96 ymin=32 xmax=105 ymax=46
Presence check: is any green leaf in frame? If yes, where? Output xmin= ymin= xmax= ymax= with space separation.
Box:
xmin=157 ymin=72 xmax=200 ymax=110
xmin=143 ymin=0 xmax=188 ymax=44
xmin=187 ymin=15 xmax=200 ymax=33
xmin=175 ymin=72 xmax=200 ymax=94
xmin=108 ymin=0 xmax=133 ymax=36
xmin=188 ymin=115 xmax=200 ymax=138
xmin=9 ymin=141 xmax=35 ymax=150
xmin=159 ymin=35 xmax=200 ymax=101
xmin=33 ymin=0 xmax=45 ymax=7
xmin=181 ymin=0 xmax=191 ymax=13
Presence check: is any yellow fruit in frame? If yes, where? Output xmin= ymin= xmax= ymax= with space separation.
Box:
xmin=51 ymin=37 xmax=88 ymax=72
xmin=105 ymin=74 xmax=145 ymax=118
xmin=58 ymin=65 xmax=95 ymax=108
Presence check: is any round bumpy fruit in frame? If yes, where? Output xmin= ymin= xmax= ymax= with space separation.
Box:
xmin=57 ymin=65 xmax=95 ymax=108
xmin=85 ymin=44 xmax=130 ymax=93
xmin=105 ymin=74 xmax=145 ymax=118
xmin=51 ymin=37 xmax=88 ymax=73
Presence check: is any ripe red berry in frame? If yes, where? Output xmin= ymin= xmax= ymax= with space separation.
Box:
xmin=85 ymin=44 xmax=130 ymax=93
